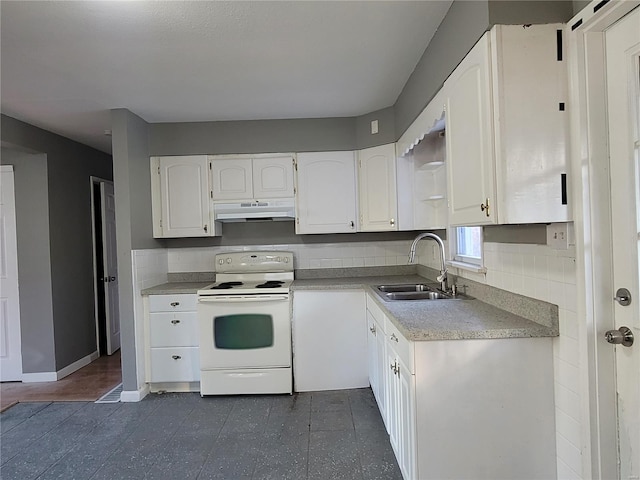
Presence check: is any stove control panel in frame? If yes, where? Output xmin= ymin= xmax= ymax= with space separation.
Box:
xmin=215 ymin=251 xmax=294 ymax=273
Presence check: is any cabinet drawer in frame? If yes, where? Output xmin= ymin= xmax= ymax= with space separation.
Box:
xmin=366 ymin=294 xmax=387 ymax=333
xmin=149 ymin=347 xmax=200 ymax=382
xmin=385 ymin=318 xmax=414 ymax=375
xmin=148 ymin=294 xmax=197 ymax=312
xmin=149 ymin=312 xmax=199 ymax=347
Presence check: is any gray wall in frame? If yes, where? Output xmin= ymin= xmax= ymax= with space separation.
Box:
xmin=394 ymin=1 xmax=490 ymax=137
xmin=1 ymin=148 xmax=56 ymax=374
xmin=111 ymin=108 xmax=159 ymax=391
xmin=1 ymin=115 xmax=113 ymax=372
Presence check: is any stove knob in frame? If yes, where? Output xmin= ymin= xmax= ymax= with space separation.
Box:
xmin=218 ymin=259 xmax=224 ymax=265
xmin=226 ymin=258 xmax=232 ymax=264
xmin=284 ymin=257 xmax=289 ymax=263
xmin=276 ymin=256 xmax=281 ymax=262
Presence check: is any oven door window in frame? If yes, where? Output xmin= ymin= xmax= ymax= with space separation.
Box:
xmin=214 ymin=314 xmax=274 ymax=349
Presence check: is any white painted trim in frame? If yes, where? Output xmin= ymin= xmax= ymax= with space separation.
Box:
xmin=56 ymin=350 xmax=100 ymax=380
xmin=21 ymin=372 xmax=57 ymax=383
xmin=0 ymin=165 xmax=14 ymax=172
xmin=567 ymin=1 xmax=640 ymax=478
xmin=120 ymin=383 xmax=150 ymax=402
xmin=21 ymin=350 xmax=99 ymax=383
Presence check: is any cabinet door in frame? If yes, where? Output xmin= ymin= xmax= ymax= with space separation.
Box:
xmin=366 ymin=310 xmax=379 ymax=400
xmin=296 ymin=151 xmax=358 ymax=234
xmin=386 ymin=347 xmax=402 ymax=460
xmin=445 ymin=33 xmax=497 ymax=226
xmin=358 ymin=144 xmax=398 ymax=231
xmin=375 ymin=315 xmax=388 ymax=430
xmin=396 ymin=355 xmax=416 ymax=480
xmin=156 ymin=155 xmax=212 ymax=237
xmin=252 ymin=156 xmax=294 ymax=199
xmin=211 ymin=158 xmax=253 ymax=200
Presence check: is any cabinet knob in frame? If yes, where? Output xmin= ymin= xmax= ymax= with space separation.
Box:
xmin=390 ymin=333 xmax=399 ymax=343
xmin=369 ymin=325 xmax=376 ymax=334
xmin=170 ymin=302 xmax=180 ymax=307
xmin=204 ymin=224 xmax=208 ymax=233
xmin=350 ymin=221 xmax=355 ymax=229
xmin=480 ymin=198 xmax=490 ymax=217
xmin=170 ymin=319 xmax=181 ymax=325
xmin=390 ymin=218 xmax=395 ymax=226
xmin=171 ymin=355 xmax=181 ymax=360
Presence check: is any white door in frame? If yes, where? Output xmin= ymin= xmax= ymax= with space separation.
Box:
xmin=252 ymin=156 xmax=294 ymax=199
xmin=295 ymin=151 xmax=358 ymax=234
xmin=0 ymin=166 xmax=22 ymax=381
xmin=605 ymin=9 xmax=640 ymax=478
xmin=358 ymin=144 xmax=398 ymax=231
xmin=100 ymin=182 xmax=120 ymax=355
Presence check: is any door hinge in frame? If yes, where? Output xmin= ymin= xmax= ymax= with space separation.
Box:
xmin=204 ymin=224 xmax=208 ymax=233
xmin=157 ymin=165 xmax=160 ymax=174
xmin=293 ymin=159 xmax=297 ymax=171
xmin=210 ymin=190 xmax=213 ymax=199
xmin=159 ymin=218 xmax=162 ymax=228
xmin=480 ymin=198 xmax=490 ymax=217
xmin=209 ymin=162 xmax=212 ymax=170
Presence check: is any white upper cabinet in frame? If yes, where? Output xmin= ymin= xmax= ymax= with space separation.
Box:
xmin=295 ymin=151 xmax=358 ymax=234
xmin=444 ymin=33 xmax=496 ymax=226
xmin=252 ymin=156 xmax=295 ymax=199
xmin=150 ymin=155 xmax=219 ymax=238
xmin=358 ymin=144 xmax=398 ymax=231
xmin=444 ymin=24 xmax=570 ymax=226
xmin=211 ymin=154 xmax=294 ymax=201
xmin=211 ymin=157 xmax=253 ymax=200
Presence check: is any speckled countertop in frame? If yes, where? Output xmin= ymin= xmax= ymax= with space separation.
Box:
xmin=141 ymin=270 xmax=559 ymax=342
xmin=141 ymin=282 xmax=212 ymax=295
xmin=291 ymin=275 xmax=559 ymax=342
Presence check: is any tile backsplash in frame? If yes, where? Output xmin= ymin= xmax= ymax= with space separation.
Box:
xmin=167 ymin=240 xmax=415 ymax=272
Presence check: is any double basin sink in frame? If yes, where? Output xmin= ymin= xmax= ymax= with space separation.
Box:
xmin=374 ymin=283 xmax=469 ymax=301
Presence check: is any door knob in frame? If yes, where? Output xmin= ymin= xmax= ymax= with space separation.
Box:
xmin=605 ymin=326 xmax=634 ymax=347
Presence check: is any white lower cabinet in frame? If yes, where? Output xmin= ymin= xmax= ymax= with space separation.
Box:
xmin=366 ymin=293 xmax=556 ymax=480
xmin=145 ymin=294 xmax=200 ymax=391
xmin=292 ymin=290 xmax=368 ymax=392
xmin=366 ymin=297 xmax=387 ymax=428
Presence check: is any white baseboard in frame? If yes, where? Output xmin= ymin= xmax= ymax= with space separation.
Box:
xmin=21 ymin=350 xmax=100 ymax=383
xmin=21 ymin=371 xmax=57 ymax=383
xmin=120 ymin=384 xmax=150 ymax=402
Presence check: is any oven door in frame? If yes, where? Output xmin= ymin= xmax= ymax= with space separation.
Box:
xmin=197 ymin=294 xmax=291 ymax=370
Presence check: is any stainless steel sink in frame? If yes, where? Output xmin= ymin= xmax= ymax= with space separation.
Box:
xmin=374 ymin=283 xmax=468 ymax=301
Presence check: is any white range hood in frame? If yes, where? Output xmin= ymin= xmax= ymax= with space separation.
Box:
xmin=213 ymin=199 xmax=295 ymax=222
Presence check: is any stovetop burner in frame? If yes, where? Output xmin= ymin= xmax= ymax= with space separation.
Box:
xmin=209 ymin=281 xmax=244 ymax=290
xmin=255 ymin=280 xmax=285 ymax=289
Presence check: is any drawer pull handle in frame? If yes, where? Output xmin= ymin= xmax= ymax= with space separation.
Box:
xmin=171 ymin=355 xmax=181 ymax=360
xmin=170 ymin=302 xmax=180 ymax=307
xmin=171 ymin=320 xmax=181 ymax=325
xmin=390 ymin=333 xmax=399 ymax=343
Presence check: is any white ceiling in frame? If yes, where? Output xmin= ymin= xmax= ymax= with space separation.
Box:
xmin=1 ymin=1 xmax=453 ymax=153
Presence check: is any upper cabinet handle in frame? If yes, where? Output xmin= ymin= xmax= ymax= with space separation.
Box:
xmin=170 ymin=302 xmax=180 ymax=307
xmin=480 ymin=199 xmax=490 ymax=217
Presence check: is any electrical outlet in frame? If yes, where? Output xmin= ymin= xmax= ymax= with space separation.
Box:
xmin=371 ymin=120 xmax=379 ymax=135
xmin=547 ymin=223 xmax=569 ymax=250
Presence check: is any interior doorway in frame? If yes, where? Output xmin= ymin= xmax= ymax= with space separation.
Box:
xmin=91 ymin=178 xmax=121 ymax=357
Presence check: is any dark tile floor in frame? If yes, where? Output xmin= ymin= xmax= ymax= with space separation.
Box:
xmin=0 ymin=388 xmax=402 ymax=480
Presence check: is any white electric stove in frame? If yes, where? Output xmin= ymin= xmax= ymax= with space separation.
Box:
xmin=197 ymin=251 xmax=294 ymax=395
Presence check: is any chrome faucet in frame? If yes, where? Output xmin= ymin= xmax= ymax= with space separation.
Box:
xmin=408 ymin=232 xmax=448 ymax=292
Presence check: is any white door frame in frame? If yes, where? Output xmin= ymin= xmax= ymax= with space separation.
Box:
xmin=568 ymin=1 xmax=640 ymax=478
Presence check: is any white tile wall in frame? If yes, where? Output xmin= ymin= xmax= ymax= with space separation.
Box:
xmin=418 ymin=241 xmax=582 ymax=479
xmin=166 ymin=240 xmax=414 ymax=272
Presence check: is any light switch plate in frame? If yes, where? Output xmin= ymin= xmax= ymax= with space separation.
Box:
xmin=371 ymin=120 xmax=379 ymax=135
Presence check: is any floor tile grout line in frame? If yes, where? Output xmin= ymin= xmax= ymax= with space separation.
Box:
xmin=0 ymin=401 xmax=52 ymax=437
xmin=0 ymin=401 xmax=86 ymax=467
xmin=35 ymin=402 xmax=129 ymax=479
xmin=194 ymin=396 xmax=235 ymax=480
